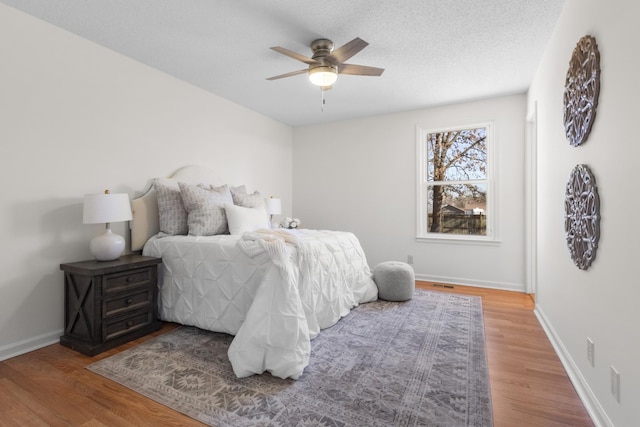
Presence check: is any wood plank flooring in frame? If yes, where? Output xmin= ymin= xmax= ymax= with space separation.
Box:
xmin=0 ymin=282 xmax=593 ymax=427
xmin=420 ymin=282 xmax=593 ymax=427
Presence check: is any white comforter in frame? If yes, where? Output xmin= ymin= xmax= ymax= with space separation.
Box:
xmin=143 ymin=229 xmax=378 ymax=379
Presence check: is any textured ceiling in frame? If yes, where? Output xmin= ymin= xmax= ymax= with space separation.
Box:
xmin=1 ymin=0 xmax=565 ymax=127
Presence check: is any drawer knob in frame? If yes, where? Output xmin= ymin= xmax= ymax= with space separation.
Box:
xmin=126 ymin=277 xmax=133 ymax=282
xmin=126 ymin=320 xmax=134 ymax=328
xmin=126 ymin=298 xmax=133 ymax=305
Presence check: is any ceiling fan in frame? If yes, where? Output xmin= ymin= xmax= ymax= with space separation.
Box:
xmin=266 ymin=37 xmax=384 ymax=89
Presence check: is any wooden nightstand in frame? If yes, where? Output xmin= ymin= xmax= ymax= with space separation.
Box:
xmin=59 ymin=254 xmax=162 ymax=356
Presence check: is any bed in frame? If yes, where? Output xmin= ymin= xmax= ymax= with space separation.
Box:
xmin=130 ymin=165 xmax=378 ymax=379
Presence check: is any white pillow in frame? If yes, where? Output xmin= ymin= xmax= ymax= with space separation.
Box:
xmin=225 ymin=204 xmax=269 ymax=235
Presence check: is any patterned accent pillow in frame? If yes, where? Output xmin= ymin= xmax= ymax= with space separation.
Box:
xmin=230 ymin=187 xmax=265 ymax=209
xmin=230 ymin=185 xmax=247 ymax=194
xmin=179 ymin=182 xmax=233 ymax=236
xmin=153 ymin=178 xmax=188 ymax=236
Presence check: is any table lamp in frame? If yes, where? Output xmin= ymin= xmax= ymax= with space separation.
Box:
xmin=265 ymin=196 xmax=282 ymax=228
xmin=83 ymin=190 xmax=132 ymax=261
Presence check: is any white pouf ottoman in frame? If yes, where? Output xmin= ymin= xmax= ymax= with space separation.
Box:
xmin=373 ymin=261 xmax=415 ymax=301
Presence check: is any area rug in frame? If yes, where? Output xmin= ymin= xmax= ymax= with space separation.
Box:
xmin=87 ymin=290 xmax=492 ymax=426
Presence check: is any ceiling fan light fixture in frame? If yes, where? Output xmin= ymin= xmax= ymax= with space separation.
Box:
xmin=309 ymin=66 xmax=338 ymax=87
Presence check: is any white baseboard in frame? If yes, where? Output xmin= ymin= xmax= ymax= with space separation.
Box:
xmin=0 ymin=329 xmax=63 ymax=362
xmin=414 ymin=273 xmax=525 ymax=293
xmin=534 ymin=306 xmax=612 ymax=427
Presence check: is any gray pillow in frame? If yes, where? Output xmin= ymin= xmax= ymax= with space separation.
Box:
xmin=231 ymin=187 xmax=265 ymax=209
xmin=179 ymin=182 xmax=233 ymax=236
xmin=153 ymin=178 xmax=188 ymax=236
xmin=230 ymin=185 xmax=247 ymax=194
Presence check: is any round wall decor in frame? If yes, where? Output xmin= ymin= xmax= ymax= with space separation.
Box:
xmin=563 ymin=35 xmax=600 ymax=147
xmin=564 ymin=164 xmax=600 ymax=270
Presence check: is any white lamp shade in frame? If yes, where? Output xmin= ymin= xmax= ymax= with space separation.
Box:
xmin=265 ymin=197 xmax=282 ymax=215
xmin=309 ymin=66 xmax=338 ymax=87
xmin=83 ymin=193 xmax=132 ymax=224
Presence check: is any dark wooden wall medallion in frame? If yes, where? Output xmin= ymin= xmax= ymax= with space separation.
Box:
xmin=563 ymin=35 xmax=600 ymax=147
xmin=564 ymin=164 xmax=600 ymax=270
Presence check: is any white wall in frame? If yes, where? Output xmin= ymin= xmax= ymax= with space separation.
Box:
xmin=293 ymin=94 xmax=526 ymax=291
xmin=0 ymin=4 xmax=293 ymax=359
xmin=527 ymin=0 xmax=640 ymax=425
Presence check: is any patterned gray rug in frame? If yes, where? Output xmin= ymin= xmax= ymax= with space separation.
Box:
xmin=87 ymin=290 xmax=492 ymax=426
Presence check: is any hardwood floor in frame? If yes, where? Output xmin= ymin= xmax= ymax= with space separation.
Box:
xmin=421 ymin=281 xmax=593 ymax=427
xmin=0 ymin=283 xmax=593 ymax=427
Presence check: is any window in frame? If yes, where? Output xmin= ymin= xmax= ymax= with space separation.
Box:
xmin=416 ymin=122 xmax=496 ymax=242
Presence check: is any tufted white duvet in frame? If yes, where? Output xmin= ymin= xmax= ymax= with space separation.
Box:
xmin=142 ymin=229 xmax=378 ymax=379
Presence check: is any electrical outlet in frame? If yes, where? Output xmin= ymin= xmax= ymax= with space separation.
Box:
xmin=407 ymin=255 xmax=414 ymax=264
xmin=611 ymin=366 xmax=621 ymax=403
xmin=586 ymin=338 xmax=594 ymax=367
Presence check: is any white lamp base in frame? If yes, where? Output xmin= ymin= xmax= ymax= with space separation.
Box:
xmin=90 ymin=228 xmax=125 ymax=261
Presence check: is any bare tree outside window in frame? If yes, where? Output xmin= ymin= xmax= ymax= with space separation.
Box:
xmin=422 ymin=126 xmax=489 ymax=236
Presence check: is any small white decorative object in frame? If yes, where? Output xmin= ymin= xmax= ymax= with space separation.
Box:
xmin=83 ymin=190 xmax=132 ymax=261
xmin=282 ymin=217 xmax=301 ymax=229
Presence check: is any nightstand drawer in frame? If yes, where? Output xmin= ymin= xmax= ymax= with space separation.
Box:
xmin=104 ymin=268 xmax=153 ymax=294
xmin=104 ymin=309 xmax=154 ymax=341
xmin=104 ymin=289 xmax=153 ymax=318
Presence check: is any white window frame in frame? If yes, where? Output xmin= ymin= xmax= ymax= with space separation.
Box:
xmin=416 ymin=121 xmax=499 ymax=244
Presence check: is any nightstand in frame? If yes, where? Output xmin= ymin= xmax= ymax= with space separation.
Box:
xmin=59 ymin=254 xmax=162 ymax=356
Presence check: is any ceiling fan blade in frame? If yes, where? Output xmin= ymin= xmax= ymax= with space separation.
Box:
xmin=329 ymin=37 xmax=369 ymax=63
xmin=266 ymin=69 xmax=309 ymax=81
xmin=339 ymin=63 xmax=385 ymax=76
xmin=270 ymin=46 xmax=319 ymax=65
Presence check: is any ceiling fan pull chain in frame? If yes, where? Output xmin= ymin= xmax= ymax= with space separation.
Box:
xmin=320 ymin=87 xmax=325 ymax=112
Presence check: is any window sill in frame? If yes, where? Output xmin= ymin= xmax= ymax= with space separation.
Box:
xmin=415 ymin=235 xmax=501 ymax=246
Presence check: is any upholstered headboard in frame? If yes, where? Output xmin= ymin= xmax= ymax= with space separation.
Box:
xmin=130 ymin=165 xmax=223 ymax=251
